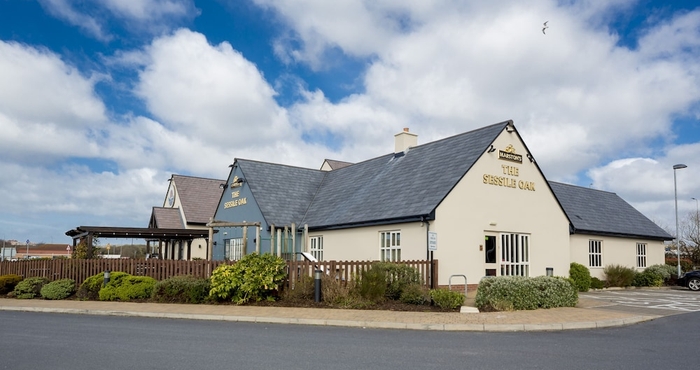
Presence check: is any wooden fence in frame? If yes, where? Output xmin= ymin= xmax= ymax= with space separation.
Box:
xmin=0 ymin=259 xmax=438 ymax=289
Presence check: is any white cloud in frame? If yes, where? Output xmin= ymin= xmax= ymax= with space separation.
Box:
xmin=263 ymin=0 xmax=700 ymax=180
xmin=39 ymin=0 xmax=198 ymax=40
xmin=39 ymin=0 xmax=112 ymax=41
xmin=0 ymin=40 xmax=107 ymax=164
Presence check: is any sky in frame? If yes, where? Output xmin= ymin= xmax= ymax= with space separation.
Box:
xmin=1 ymin=0 xmax=699 ymax=245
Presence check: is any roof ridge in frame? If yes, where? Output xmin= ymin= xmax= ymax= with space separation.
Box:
xmin=171 ymin=174 xmax=226 ymax=182
xmin=548 ymin=181 xmax=617 ymax=195
xmin=236 ymin=158 xmax=322 ymax=172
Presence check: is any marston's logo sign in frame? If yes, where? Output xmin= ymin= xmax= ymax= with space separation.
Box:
xmin=498 ymin=144 xmax=522 ymax=163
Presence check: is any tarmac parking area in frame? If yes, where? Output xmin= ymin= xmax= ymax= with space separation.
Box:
xmin=580 ymin=288 xmax=700 ymax=316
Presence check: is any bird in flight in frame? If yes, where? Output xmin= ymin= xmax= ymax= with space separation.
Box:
xmin=542 ymin=21 xmax=549 ymax=34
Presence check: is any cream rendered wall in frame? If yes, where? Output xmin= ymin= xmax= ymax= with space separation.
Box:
xmin=309 ymin=222 xmax=426 ymax=262
xmin=431 ymin=129 xmax=571 ymax=286
xmin=569 ymin=234 xmax=666 ymax=279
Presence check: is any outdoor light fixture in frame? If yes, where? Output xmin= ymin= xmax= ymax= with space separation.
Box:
xmin=219 ymin=183 xmax=227 ymax=189
xmin=487 ymin=145 xmax=496 ymax=153
xmin=673 ymin=163 xmax=688 ymax=277
xmin=527 ymin=153 xmax=535 ymax=163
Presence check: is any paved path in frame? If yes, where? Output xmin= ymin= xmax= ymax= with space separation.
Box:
xmin=1 ymin=289 xmax=678 ymax=332
xmin=580 ymin=287 xmax=700 ymax=315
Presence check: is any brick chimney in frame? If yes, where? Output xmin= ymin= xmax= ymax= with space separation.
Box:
xmin=394 ymin=127 xmax=418 ymax=153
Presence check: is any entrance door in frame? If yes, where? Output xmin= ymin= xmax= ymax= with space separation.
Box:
xmin=484 ymin=235 xmax=497 ymax=277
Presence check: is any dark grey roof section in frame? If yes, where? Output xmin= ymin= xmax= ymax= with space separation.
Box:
xmin=150 ymin=207 xmax=184 ymax=229
xmin=549 ymin=181 xmax=673 ymax=240
xmin=237 ymin=159 xmax=327 ymax=227
xmin=171 ymin=175 xmax=225 ymax=225
xmin=302 ymin=121 xmax=510 ymax=228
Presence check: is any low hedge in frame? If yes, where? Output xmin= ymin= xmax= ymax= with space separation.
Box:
xmin=429 ymin=288 xmax=464 ymax=309
xmin=40 ymin=279 xmax=76 ymax=300
xmin=99 ymin=275 xmax=157 ymax=301
xmin=77 ymin=272 xmax=130 ymax=300
xmin=475 ymin=276 xmax=578 ymax=311
xmin=0 ymin=274 xmax=23 ymax=294
xmin=152 ymin=275 xmax=211 ymax=304
xmin=13 ymin=277 xmax=50 ymax=299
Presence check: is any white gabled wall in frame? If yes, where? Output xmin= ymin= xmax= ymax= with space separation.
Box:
xmin=431 ymin=128 xmax=571 ymax=285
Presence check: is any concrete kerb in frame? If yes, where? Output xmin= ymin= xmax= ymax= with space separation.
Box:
xmin=0 ymin=305 xmax=659 ymax=332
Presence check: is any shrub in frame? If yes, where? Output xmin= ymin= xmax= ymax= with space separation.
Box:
xmin=13 ymin=277 xmax=50 ymax=299
xmin=209 ymin=253 xmax=287 ymax=304
xmin=40 ymin=279 xmax=76 ymax=300
xmin=77 ymin=271 xmax=130 ymax=300
xmin=321 ymin=274 xmax=353 ymax=305
xmin=382 ymin=263 xmax=422 ymax=300
xmin=590 ymin=277 xmax=605 ymax=289
xmin=603 ymin=265 xmax=636 ymax=287
xmin=632 ymin=269 xmax=664 ymax=287
xmin=474 ymin=276 xmax=578 ymax=311
xmin=152 ymin=275 xmax=211 ymax=304
xmin=99 ymin=275 xmax=157 ymax=301
xmin=399 ymin=283 xmax=429 ymax=305
xmin=645 ymin=264 xmax=676 ymax=284
xmin=354 ymin=264 xmax=387 ymax=302
xmin=283 ymin=275 xmax=315 ymax=301
xmin=569 ymin=262 xmax=591 ymax=292
xmin=0 ymin=274 xmax=23 ymax=294
xmin=430 ymin=288 xmax=464 ymax=309
xmin=99 ymin=274 xmax=157 ymax=301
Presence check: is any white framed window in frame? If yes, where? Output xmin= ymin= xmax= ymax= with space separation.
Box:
xmin=380 ymin=231 xmax=401 ymax=262
xmin=225 ymin=238 xmax=244 ymax=261
xmin=589 ymin=240 xmax=602 ymax=267
xmin=636 ymin=243 xmax=647 ymax=268
xmin=310 ymin=236 xmax=323 ymax=261
xmin=500 ymin=233 xmax=529 ymax=276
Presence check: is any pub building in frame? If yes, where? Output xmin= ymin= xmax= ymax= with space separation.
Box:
xmin=209 ymin=120 xmax=672 ymax=286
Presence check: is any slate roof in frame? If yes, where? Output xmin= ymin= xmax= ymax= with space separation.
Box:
xmin=232 ymin=121 xmax=508 ymax=229
xmin=548 ymin=181 xmax=673 ymax=240
xmin=150 ymin=207 xmax=184 ymax=229
xmin=171 ymin=175 xmax=225 ymax=225
xmin=237 ymin=159 xmax=327 ymax=227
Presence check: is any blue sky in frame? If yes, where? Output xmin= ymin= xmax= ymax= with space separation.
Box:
xmin=1 ymin=0 xmax=699 ymax=245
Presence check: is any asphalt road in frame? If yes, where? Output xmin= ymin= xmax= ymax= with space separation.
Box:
xmin=1 ymin=310 xmax=698 ymax=370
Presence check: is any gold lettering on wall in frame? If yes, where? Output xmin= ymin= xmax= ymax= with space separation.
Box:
xmin=224 ymin=198 xmax=248 ymax=209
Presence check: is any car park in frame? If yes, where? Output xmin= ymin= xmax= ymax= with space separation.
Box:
xmin=678 ymin=270 xmax=700 ymax=291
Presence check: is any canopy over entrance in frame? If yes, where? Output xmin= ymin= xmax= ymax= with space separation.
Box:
xmin=65 ymin=226 xmax=213 ymax=259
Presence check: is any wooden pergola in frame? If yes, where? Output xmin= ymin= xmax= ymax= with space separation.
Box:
xmin=65 ymin=226 xmax=213 ymax=260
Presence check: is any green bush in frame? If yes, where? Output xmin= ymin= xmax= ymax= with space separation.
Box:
xmin=399 ymin=283 xmax=429 ymax=305
xmin=603 ymin=265 xmax=636 ymax=287
xmin=0 ymin=274 xmax=23 ymax=294
xmin=382 ymin=263 xmax=422 ymax=300
xmin=209 ymin=253 xmax=287 ymax=304
xmin=590 ymin=277 xmax=605 ymax=289
xmin=13 ymin=277 xmax=50 ymax=299
xmin=152 ymin=275 xmax=211 ymax=304
xmin=569 ymin=262 xmax=591 ymax=292
xmin=429 ymin=288 xmax=464 ymax=309
xmin=99 ymin=275 xmax=157 ymax=301
xmin=77 ymin=272 xmax=130 ymax=300
xmin=645 ymin=264 xmax=676 ymax=284
xmin=474 ymin=276 xmax=578 ymax=311
xmin=355 ymin=264 xmax=388 ymax=302
xmin=632 ymin=269 xmax=664 ymax=287
xmin=40 ymin=279 xmax=76 ymax=300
